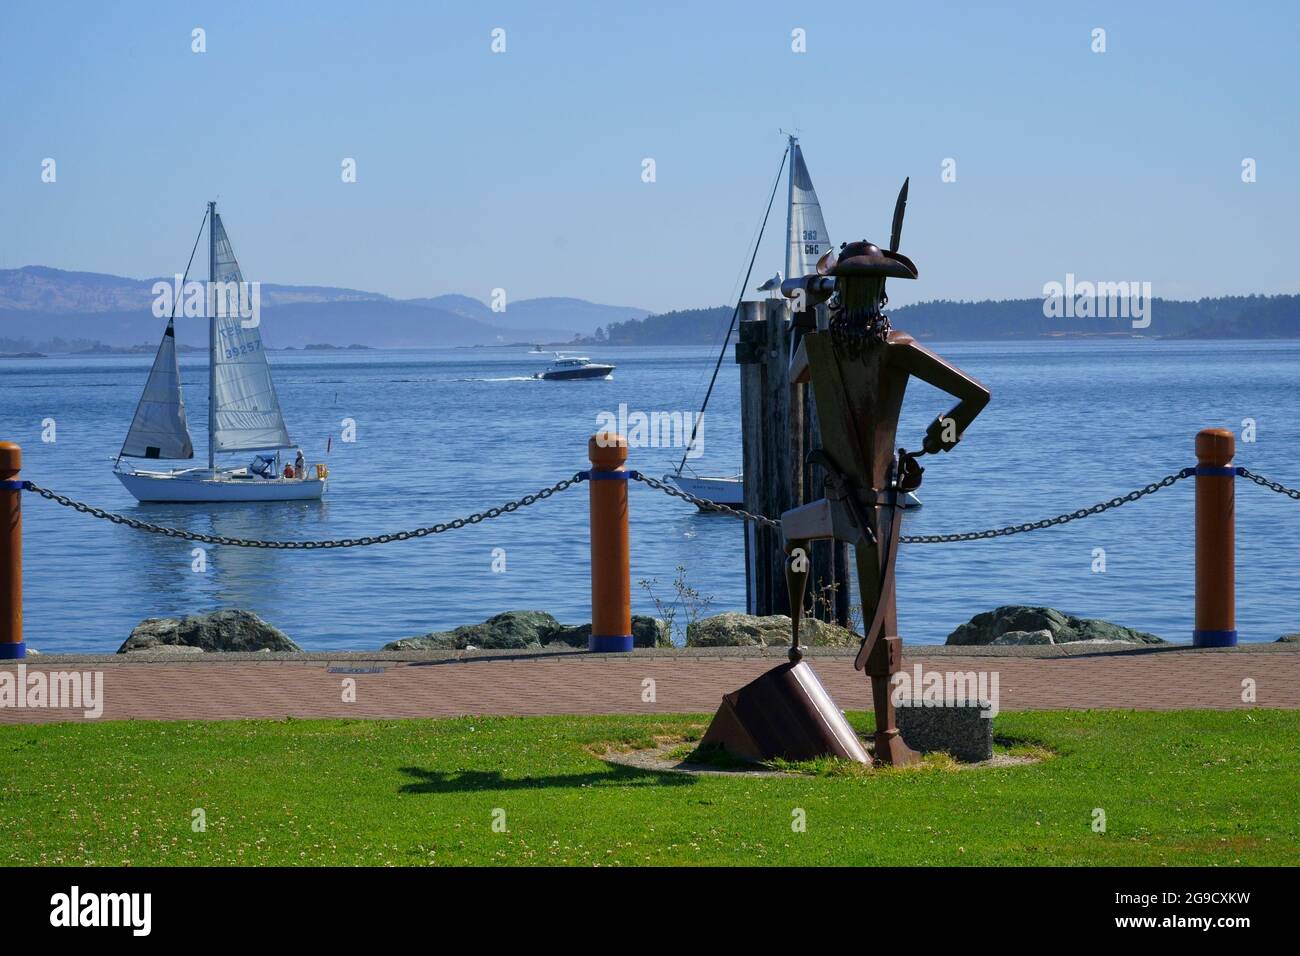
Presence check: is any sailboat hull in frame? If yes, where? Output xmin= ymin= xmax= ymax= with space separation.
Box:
xmin=664 ymin=473 xmax=921 ymax=511
xmin=115 ymin=469 xmax=325 ymax=503
xmin=665 ymin=473 xmax=745 ymax=508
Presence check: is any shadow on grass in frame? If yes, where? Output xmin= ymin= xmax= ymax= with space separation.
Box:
xmin=397 ymin=762 xmax=698 ymax=795
xmin=991 ymin=731 xmax=1058 ymax=760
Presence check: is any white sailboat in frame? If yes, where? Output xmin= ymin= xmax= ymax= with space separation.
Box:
xmin=665 ymin=135 xmax=829 ymax=510
xmin=784 ymin=134 xmax=834 ymax=286
xmin=666 ymin=136 xmax=920 ymax=510
xmin=114 ymin=202 xmax=326 ymax=503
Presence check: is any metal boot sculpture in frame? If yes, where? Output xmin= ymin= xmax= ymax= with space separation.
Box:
xmin=780 ymin=178 xmax=990 ymax=765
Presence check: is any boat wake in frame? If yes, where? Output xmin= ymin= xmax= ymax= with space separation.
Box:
xmin=452 ymin=375 xmax=540 ymax=383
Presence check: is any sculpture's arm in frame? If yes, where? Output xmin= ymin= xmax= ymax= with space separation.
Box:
xmin=891 ymin=337 xmax=990 ymax=453
xmin=781 ymin=276 xmax=836 ymax=329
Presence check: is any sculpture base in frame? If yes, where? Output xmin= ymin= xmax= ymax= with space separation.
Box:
xmin=698 ymin=660 xmax=871 ymax=764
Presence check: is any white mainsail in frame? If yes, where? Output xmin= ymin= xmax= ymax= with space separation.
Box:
xmin=208 ymin=212 xmax=292 ymax=452
xmin=119 ymin=319 xmax=194 ymax=460
xmin=786 ymin=139 xmax=832 ymax=281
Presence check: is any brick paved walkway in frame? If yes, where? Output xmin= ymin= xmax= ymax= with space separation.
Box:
xmin=1 ymin=647 xmax=1295 ymax=724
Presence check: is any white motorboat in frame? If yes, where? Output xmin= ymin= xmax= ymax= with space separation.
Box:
xmin=113 ymin=201 xmax=326 ymax=503
xmin=535 ymin=353 xmax=615 ymax=380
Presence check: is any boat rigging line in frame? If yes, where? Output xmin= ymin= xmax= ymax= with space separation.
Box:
xmin=675 ymin=144 xmax=790 ymax=477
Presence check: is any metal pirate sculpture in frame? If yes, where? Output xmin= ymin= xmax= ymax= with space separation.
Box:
xmin=700 ymin=179 xmax=990 ymax=766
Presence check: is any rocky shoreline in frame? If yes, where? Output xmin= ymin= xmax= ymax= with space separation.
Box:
xmin=103 ymin=604 xmax=1285 ymax=655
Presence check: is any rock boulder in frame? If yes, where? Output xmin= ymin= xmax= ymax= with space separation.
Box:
xmin=686 ymin=612 xmax=858 ymax=648
xmin=119 ymin=610 xmax=299 ymax=653
xmin=946 ymin=606 xmax=1165 ymax=646
xmin=384 ymin=610 xmax=562 ymax=651
xmin=545 ymin=616 xmax=672 ymax=648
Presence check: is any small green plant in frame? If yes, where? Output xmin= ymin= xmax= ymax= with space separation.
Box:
xmin=638 ymin=564 xmax=713 ymax=644
xmin=810 ymin=577 xmax=837 ymax=622
xmin=805 ymin=576 xmax=866 ymax=636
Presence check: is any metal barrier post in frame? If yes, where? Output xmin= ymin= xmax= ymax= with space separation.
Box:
xmin=588 ymin=432 xmax=632 ymax=652
xmin=1194 ymin=428 xmax=1237 ymax=647
xmin=0 ymin=441 xmax=24 ymax=659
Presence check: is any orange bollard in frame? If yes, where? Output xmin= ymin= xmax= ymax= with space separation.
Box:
xmin=1194 ymin=428 xmax=1237 ymax=647
xmin=0 ymin=442 xmax=23 ymax=659
xmin=587 ymin=432 xmax=632 ymax=652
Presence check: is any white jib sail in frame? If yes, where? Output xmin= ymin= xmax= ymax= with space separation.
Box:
xmin=120 ymin=319 xmax=195 ymax=460
xmin=209 ymin=213 xmax=293 ymax=452
xmin=786 ymin=141 xmax=832 ymax=281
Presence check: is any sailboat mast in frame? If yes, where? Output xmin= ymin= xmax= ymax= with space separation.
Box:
xmin=207 ymin=200 xmax=217 ymax=474
xmin=785 ymin=134 xmax=797 ymax=281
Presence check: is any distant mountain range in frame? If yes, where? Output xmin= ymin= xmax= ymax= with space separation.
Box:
xmin=0 ymin=266 xmax=650 ymax=350
xmin=578 ymin=295 xmax=1300 ymax=344
xmin=2 ymin=267 xmax=1296 ymax=353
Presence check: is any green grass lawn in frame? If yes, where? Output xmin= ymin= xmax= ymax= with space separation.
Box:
xmin=1 ymin=710 xmax=1295 ymax=866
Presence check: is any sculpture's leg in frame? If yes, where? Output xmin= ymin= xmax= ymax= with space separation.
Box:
xmin=784 ymin=539 xmax=809 ymax=663
xmin=855 ymin=513 xmax=920 ymax=767
xmin=866 ymin=635 xmax=919 ymax=766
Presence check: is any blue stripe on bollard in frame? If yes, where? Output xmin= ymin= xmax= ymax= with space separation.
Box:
xmin=588 ymin=634 xmax=634 ymax=652
xmin=0 ymin=641 xmax=26 ymax=659
xmin=1192 ymin=629 xmax=1238 ymax=647
xmin=1194 ymin=466 xmax=1236 ymax=477
xmin=0 ymin=480 xmax=25 ymax=490
xmin=580 ymin=470 xmax=630 ymax=481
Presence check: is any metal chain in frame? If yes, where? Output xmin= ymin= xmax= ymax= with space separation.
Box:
xmin=1236 ymin=467 xmax=1300 ymax=500
xmin=632 ymin=467 xmax=1197 ymax=543
xmin=20 ymin=474 xmax=585 ymax=549
xmin=28 ymin=462 xmax=1287 ymax=550
xmin=629 ymin=471 xmax=782 ymax=529
xmin=898 ymin=468 xmax=1194 ymax=543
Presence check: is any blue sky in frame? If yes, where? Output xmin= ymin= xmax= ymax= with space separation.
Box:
xmin=2 ymin=0 xmax=1296 ymax=312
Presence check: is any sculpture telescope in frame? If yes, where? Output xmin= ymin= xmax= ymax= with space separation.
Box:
xmin=700 ymin=178 xmax=991 ymax=766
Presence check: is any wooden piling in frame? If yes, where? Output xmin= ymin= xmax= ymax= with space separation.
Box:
xmin=737 ymin=301 xmax=850 ymax=623
xmin=588 ymin=431 xmax=632 ymax=652
xmin=1194 ymin=428 xmax=1237 ymax=647
xmin=737 ymin=300 xmax=797 ymax=616
xmin=798 ymin=304 xmax=850 ymax=626
xmin=0 ymin=442 xmax=23 ymax=659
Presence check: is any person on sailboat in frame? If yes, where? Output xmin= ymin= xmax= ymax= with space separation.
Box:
xmin=295 ymin=449 xmax=306 ymax=481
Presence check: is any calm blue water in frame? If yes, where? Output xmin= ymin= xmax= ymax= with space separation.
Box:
xmin=2 ymin=340 xmax=1297 ymax=652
